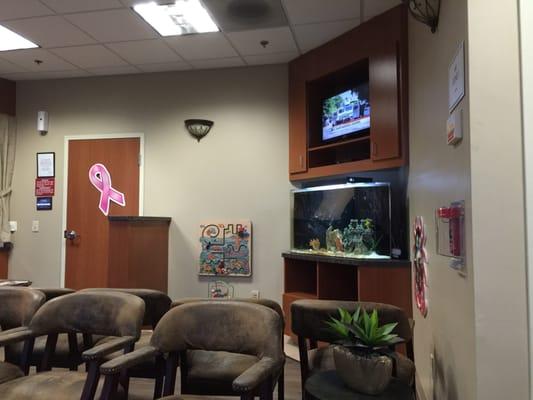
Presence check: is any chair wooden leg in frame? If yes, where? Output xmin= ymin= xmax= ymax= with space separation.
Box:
xmin=81 ymin=361 xmax=101 ymax=400
xmin=20 ymin=337 xmax=35 ymax=375
xmin=99 ymin=374 xmax=119 ymax=400
xmin=260 ymin=378 xmax=274 ymax=400
xmin=297 ymin=336 xmax=309 ymax=400
xmin=163 ymin=352 xmax=179 ymax=396
xmin=240 ymin=394 xmax=254 ymax=400
xmin=278 ymin=367 xmax=285 ymax=400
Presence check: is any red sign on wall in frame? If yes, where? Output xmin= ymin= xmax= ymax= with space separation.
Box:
xmin=35 ymin=178 xmax=55 ymax=196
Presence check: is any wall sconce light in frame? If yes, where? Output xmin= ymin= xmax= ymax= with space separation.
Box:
xmin=403 ymin=0 xmax=440 ymax=33
xmin=185 ymin=119 xmax=214 ymax=142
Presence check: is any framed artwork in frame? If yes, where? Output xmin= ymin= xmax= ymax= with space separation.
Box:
xmin=199 ymin=221 xmax=252 ymax=277
xmin=36 ymin=152 xmax=55 ymax=178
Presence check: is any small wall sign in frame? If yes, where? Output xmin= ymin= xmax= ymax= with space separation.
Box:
xmin=36 ymin=196 xmax=52 ymax=211
xmin=35 ymin=177 xmax=55 ymax=196
xmin=36 ymin=152 xmax=55 ymax=178
xmin=448 ymin=41 xmax=465 ymax=112
xmin=88 ymin=163 xmax=126 ymax=216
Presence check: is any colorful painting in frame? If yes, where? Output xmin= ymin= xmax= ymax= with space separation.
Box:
xmin=199 ymin=221 xmax=252 ymax=277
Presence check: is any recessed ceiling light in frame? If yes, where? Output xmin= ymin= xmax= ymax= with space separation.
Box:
xmin=0 ymin=24 xmax=38 ymax=51
xmin=133 ymin=1 xmax=219 ymax=37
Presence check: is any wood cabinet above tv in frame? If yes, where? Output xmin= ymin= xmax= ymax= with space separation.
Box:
xmin=289 ymin=5 xmax=408 ymax=181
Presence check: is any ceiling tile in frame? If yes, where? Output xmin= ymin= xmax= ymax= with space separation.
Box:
xmin=1 ymin=69 xmax=90 ymax=81
xmin=51 ymin=45 xmax=128 ymax=69
xmin=293 ymin=19 xmax=359 ymax=52
xmin=227 ymin=27 xmax=297 ymax=56
xmin=0 ymin=49 xmax=77 ymax=71
xmin=137 ymin=61 xmax=192 ymax=73
xmin=0 ymin=1 xmax=53 ymax=21
xmin=363 ymin=0 xmax=401 ymax=21
xmin=41 ymin=0 xmax=124 ymax=13
xmin=86 ymin=65 xmax=140 ymax=76
xmin=283 ymin=0 xmax=360 ymax=25
xmin=244 ymin=51 xmax=297 ymax=65
xmin=190 ymin=57 xmax=245 ymax=70
xmin=202 ymin=0 xmax=288 ymax=32
xmin=107 ymin=40 xmax=182 ymax=65
xmin=2 ymin=16 xmax=96 ymax=48
xmin=0 ymin=57 xmax=27 ymax=74
xmin=65 ymin=9 xmax=158 ymax=43
xmin=165 ymin=33 xmax=238 ymax=60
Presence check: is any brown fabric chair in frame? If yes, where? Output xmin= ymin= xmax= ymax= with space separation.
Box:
xmin=83 ymin=288 xmax=172 ymax=398
xmin=291 ymin=299 xmax=415 ymax=399
xmin=5 ymin=288 xmax=83 ymax=371
xmin=171 ymin=297 xmax=285 ymax=400
xmin=99 ymin=301 xmax=285 ymax=400
xmin=0 ymin=287 xmax=45 ymax=383
xmin=0 ymin=290 xmax=145 ymax=400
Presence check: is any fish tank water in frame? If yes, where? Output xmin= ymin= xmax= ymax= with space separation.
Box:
xmin=291 ymin=183 xmax=391 ymax=259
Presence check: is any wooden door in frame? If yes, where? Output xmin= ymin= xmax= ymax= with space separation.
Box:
xmin=65 ymin=138 xmax=140 ymax=289
xmin=369 ymin=41 xmax=401 ymax=161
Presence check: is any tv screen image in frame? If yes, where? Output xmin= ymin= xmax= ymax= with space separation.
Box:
xmin=322 ymin=85 xmax=370 ymax=142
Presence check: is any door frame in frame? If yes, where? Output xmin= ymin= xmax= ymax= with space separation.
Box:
xmin=60 ymin=133 xmax=145 ymax=287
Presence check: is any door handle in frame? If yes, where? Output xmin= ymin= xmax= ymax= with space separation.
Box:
xmin=64 ymin=230 xmax=78 ymax=240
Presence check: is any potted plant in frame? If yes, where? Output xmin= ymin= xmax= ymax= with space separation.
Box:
xmin=326 ymin=307 xmax=403 ymax=395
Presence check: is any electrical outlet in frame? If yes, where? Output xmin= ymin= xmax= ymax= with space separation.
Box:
xmin=31 ymin=220 xmax=39 ymax=233
xmin=9 ymin=221 xmax=17 ymax=232
xmin=251 ymin=290 xmax=260 ymax=299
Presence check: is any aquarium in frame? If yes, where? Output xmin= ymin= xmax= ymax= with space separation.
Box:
xmin=291 ymin=183 xmax=391 ymax=259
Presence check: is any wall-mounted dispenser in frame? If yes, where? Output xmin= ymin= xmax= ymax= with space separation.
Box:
xmin=37 ymin=111 xmax=48 ymax=135
xmin=436 ymin=201 xmax=465 ymax=271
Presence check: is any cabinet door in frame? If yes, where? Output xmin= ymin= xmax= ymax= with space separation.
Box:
xmin=289 ymin=62 xmax=308 ymax=174
xmin=369 ymin=41 xmax=401 ymax=161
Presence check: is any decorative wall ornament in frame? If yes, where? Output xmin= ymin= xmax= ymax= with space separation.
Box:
xmin=199 ymin=221 xmax=252 ymax=277
xmin=413 ymin=216 xmax=429 ymax=317
xmin=208 ymin=280 xmax=234 ymax=299
xmin=88 ymin=163 xmax=126 ymax=216
xmin=403 ymin=0 xmax=440 ymax=33
xmin=185 ymin=119 xmax=213 ymax=142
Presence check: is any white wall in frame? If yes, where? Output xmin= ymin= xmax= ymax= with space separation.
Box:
xmin=9 ymin=65 xmax=291 ymax=302
xmin=519 ymin=0 xmax=533 ymax=395
xmin=408 ymin=0 xmax=476 ymax=398
xmin=468 ymin=0 xmax=529 ymax=398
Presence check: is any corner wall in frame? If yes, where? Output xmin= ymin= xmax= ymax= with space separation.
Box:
xmin=408 ymin=0 xmax=476 ymax=398
xmin=9 ymin=65 xmax=290 ymax=302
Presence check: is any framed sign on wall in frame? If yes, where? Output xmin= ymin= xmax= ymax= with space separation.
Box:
xmin=36 ymin=152 xmax=55 ymax=178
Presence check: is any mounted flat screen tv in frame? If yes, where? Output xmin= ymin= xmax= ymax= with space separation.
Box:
xmin=322 ymin=83 xmax=370 ymax=142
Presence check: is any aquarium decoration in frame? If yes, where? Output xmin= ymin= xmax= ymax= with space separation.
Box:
xmin=208 ymin=280 xmax=234 ymax=299
xmin=292 ymin=183 xmax=391 ymax=259
xmin=199 ymin=221 xmax=252 ymax=277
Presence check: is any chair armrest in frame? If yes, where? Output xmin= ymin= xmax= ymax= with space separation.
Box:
xmin=0 ymin=328 xmax=34 ymax=346
xmin=232 ymin=356 xmax=283 ymax=393
xmin=82 ymin=336 xmax=136 ymax=361
xmin=100 ymin=345 xmax=159 ymax=375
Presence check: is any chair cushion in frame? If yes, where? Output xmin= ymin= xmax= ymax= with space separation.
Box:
xmin=0 ymin=370 xmax=124 ymax=400
xmin=0 ymin=362 xmax=23 ymax=385
xmin=308 ymin=346 xmax=335 ymax=372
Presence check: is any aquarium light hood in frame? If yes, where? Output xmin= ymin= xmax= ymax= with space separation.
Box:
xmin=292 ymin=182 xmax=389 ymax=193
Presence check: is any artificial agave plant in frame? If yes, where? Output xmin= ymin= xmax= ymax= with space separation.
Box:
xmin=326 ymin=307 xmax=403 ymax=355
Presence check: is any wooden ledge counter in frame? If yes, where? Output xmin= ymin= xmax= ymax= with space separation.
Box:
xmin=282 ymin=251 xmax=412 ymax=337
xmin=107 ymin=216 xmax=171 ymax=292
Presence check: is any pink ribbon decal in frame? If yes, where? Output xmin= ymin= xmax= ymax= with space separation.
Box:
xmin=88 ymin=163 xmax=126 ymax=216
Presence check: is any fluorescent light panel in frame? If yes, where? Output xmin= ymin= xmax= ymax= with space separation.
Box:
xmin=133 ymin=0 xmax=219 ymax=36
xmin=0 ymin=24 xmax=38 ymax=51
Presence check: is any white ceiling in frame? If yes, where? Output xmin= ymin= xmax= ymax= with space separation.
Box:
xmin=0 ymin=0 xmax=401 ymax=81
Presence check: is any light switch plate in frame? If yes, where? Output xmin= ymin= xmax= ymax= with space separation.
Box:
xmin=31 ymin=220 xmax=39 ymax=232
xmin=9 ymin=221 xmax=17 ymax=232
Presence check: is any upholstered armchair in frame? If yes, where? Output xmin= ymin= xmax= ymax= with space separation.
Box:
xmin=291 ymin=299 xmax=415 ymax=400
xmin=82 ymin=288 xmax=172 ymax=398
xmin=0 ymin=287 xmax=45 ymax=383
xmin=171 ymin=297 xmax=286 ymax=400
xmin=0 ymin=291 xmax=145 ymax=400
xmin=5 ymin=288 xmax=82 ymax=371
xmin=99 ymin=301 xmax=285 ymax=400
